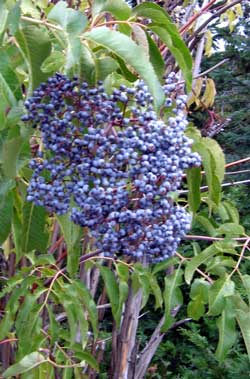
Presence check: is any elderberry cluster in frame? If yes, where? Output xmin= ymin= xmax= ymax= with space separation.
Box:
xmin=22 ymin=73 xmax=200 ymax=262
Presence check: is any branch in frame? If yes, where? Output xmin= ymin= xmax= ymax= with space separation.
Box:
xmin=184 ymin=235 xmax=248 ymax=242
xmin=135 ymin=315 xmax=192 ymax=379
xmin=21 ymin=16 xmax=63 ymax=31
xmin=179 ymin=179 xmax=250 ymax=194
xmin=229 ymin=237 xmax=250 ymax=278
xmin=188 ymin=0 xmax=243 ymax=46
xmin=225 ymin=157 xmax=250 ymax=168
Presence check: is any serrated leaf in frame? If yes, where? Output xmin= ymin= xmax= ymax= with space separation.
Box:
xmin=149 ymin=273 xmax=163 ymax=309
xmin=152 ymin=256 xmax=179 ymax=275
xmin=202 ymin=137 xmax=225 ymax=184
xmin=162 ymin=267 xmax=183 ymax=331
xmin=3 ymin=352 xmax=47 ymax=377
xmin=92 ymin=0 xmax=131 ymax=20
xmin=2 ymin=136 xmax=24 ymax=178
xmin=146 ymin=31 xmax=165 ymax=79
xmin=115 ymin=262 xmax=129 ymax=282
xmin=16 ymin=290 xmax=45 ymax=348
xmin=57 ymin=213 xmax=82 ymax=277
xmin=216 ymin=222 xmax=245 ymax=237
xmin=194 ymin=141 xmax=221 ymax=206
xmin=235 ymin=309 xmax=250 ymax=358
xmin=15 ymin=25 xmax=51 ymax=93
xmin=132 ymin=2 xmax=192 ymax=91
xmin=83 ymin=27 xmax=164 ymax=111
xmin=115 ymin=281 xmax=129 ymax=327
xmin=96 ymin=56 xmax=119 ymax=81
xmin=187 ymin=167 xmax=201 ymax=212
xmin=41 ymin=50 xmax=65 ymax=73
xmin=79 ymin=44 xmax=96 ymax=84
xmin=0 ymin=190 xmax=13 ymax=244
xmin=187 ymin=279 xmax=210 ymax=320
xmin=242 ymin=275 xmax=250 ymax=306
xmin=48 ymin=1 xmax=88 ymax=34
xmin=208 ymin=274 xmax=235 ymax=316
xmin=22 ymin=202 xmax=49 ymax=254
xmin=73 ymin=280 xmax=98 ymax=338
xmin=99 ymin=265 xmax=119 ymax=325
xmin=66 ymin=35 xmax=82 ymax=71
xmin=222 ymin=200 xmax=240 ymax=223
xmin=0 ymin=72 xmax=17 ymax=107
xmin=63 ymin=300 xmax=79 ymax=346
xmin=185 ymin=244 xmax=219 ymax=284
xmin=195 ymin=214 xmax=217 ymax=236
xmin=7 ymin=2 xmax=21 ymax=34
xmin=215 ymin=301 xmax=236 ymax=362
xmin=79 ymin=352 xmax=99 ymax=372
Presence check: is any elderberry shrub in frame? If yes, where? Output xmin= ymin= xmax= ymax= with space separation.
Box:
xmin=22 ymin=73 xmax=200 ymax=262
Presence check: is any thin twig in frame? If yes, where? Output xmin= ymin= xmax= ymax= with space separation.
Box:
xmin=229 ymin=237 xmax=250 ymax=278
xmin=21 ymin=16 xmax=63 ymax=31
xmin=179 ymin=179 xmax=250 ymax=194
xmin=184 ymin=235 xmax=248 ymax=242
xmin=188 ymin=0 xmax=243 ymax=45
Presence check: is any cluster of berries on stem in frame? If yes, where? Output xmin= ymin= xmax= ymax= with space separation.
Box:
xmin=22 ymin=73 xmax=200 ymax=262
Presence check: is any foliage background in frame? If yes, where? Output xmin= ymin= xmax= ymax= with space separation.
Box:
xmin=0 ymin=0 xmax=249 ymax=378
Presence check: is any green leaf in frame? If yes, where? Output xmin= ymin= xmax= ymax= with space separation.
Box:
xmin=133 ymin=2 xmax=192 ymax=91
xmin=222 ymin=200 xmax=240 ymax=223
xmin=92 ymin=0 xmax=131 ymax=20
xmin=208 ymin=274 xmax=235 ymax=316
xmin=134 ymin=265 xmax=151 ymax=309
xmin=185 ymin=244 xmax=219 ymax=284
xmin=73 ymin=280 xmax=98 ymax=338
xmin=65 ymin=35 xmax=82 ymax=71
xmin=216 ymin=222 xmax=245 ymax=237
xmin=0 ymin=190 xmax=13 ymax=244
xmin=187 ymin=167 xmax=201 ymax=212
xmin=149 ymin=273 xmax=163 ymax=309
xmin=152 ymin=256 xmax=179 ymax=275
xmin=2 ymin=136 xmax=24 ymax=178
xmin=115 ymin=262 xmax=130 ymax=282
xmin=16 ymin=290 xmax=45 ymax=353
xmin=194 ymin=141 xmax=221 ymax=206
xmin=242 ymin=275 xmax=250 ymax=306
xmin=202 ymin=137 xmax=225 ymax=184
xmin=79 ymin=44 xmax=96 ymax=84
xmin=0 ymin=9 xmax=8 ymax=35
xmin=57 ymin=213 xmax=82 ymax=277
xmin=115 ymin=280 xmax=129 ymax=326
xmin=63 ymin=300 xmax=79 ymax=346
xmin=0 ymin=72 xmax=17 ymax=107
xmin=3 ymin=352 xmax=47 ymax=377
xmin=195 ymin=214 xmax=217 ymax=236
xmin=235 ymin=309 xmax=250 ymax=358
xmin=146 ymin=31 xmax=165 ymax=79
xmin=41 ymin=50 xmax=65 ymax=73
xmin=83 ymin=27 xmax=164 ymax=111
xmin=162 ymin=267 xmax=183 ymax=331
xmin=7 ymin=2 xmax=21 ymax=34
xmin=0 ymin=49 xmax=22 ymax=101
xmin=22 ymin=202 xmax=49 ymax=254
xmin=215 ymin=301 xmax=237 ymax=362
xmin=96 ymin=56 xmax=119 ymax=81
xmin=99 ymin=265 xmax=119 ymax=324
xmin=48 ymin=1 xmax=88 ymax=34
xmin=15 ymin=25 xmax=51 ymax=93
xmin=187 ymin=279 xmax=210 ymax=320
